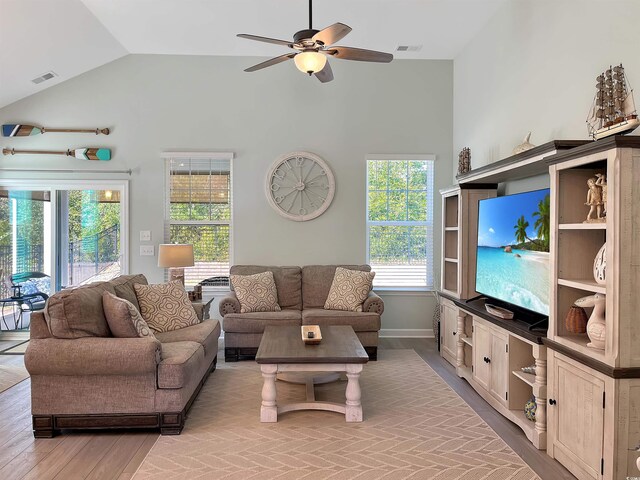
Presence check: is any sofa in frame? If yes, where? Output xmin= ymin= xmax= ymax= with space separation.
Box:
xmin=221 ymin=265 xmax=384 ymax=362
xmin=24 ymin=274 xmax=221 ymax=438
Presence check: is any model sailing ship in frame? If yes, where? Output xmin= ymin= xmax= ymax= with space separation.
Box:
xmin=587 ymin=64 xmax=640 ymax=140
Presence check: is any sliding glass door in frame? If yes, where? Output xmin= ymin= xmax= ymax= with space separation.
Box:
xmin=0 ymin=180 xmax=128 ymax=331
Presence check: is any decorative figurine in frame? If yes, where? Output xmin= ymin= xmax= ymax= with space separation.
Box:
xmin=575 ymin=293 xmax=606 ymax=350
xmin=595 ymin=173 xmax=607 ymax=216
xmin=512 ymin=132 xmax=536 ymax=155
xmin=584 ymin=176 xmax=605 ymax=223
xmin=457 ymin=147 xmax=471 ymax=175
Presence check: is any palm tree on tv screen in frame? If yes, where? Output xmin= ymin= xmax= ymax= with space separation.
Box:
xmin=533 ymin=194 xmax=550 ymax=250
xmin=514 ymin=215 xmax=530 ymax=245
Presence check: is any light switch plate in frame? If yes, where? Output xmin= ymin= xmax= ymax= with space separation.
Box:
xmin=140 ymin=245 xmax=155 ymax=256
xmin=140 ymin=230 xmax=151 ymax=241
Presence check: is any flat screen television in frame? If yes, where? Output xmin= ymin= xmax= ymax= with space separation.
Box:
xmin=475 ymin=188 xmax=550 ymax=317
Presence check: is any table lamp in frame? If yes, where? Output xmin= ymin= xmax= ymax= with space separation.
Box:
xmin=158 ymin=244 xmax=194 ymax=286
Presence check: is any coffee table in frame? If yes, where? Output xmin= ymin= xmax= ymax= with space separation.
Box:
xmin=255 ymin=325 xmax=369 ymax=423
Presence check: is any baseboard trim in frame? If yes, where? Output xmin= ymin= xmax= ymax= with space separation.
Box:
xmin=380 ymin=328 xmax=434 ymax=338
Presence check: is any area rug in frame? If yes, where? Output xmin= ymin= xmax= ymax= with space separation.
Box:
xmin=134 ymin=350 xmax=539 ymax=479
xmin=0 ymin=365 xmax=29 ymax=393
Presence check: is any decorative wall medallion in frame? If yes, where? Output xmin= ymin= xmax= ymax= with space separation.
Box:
xmin=265 ymin=151 xmax=335 ymax=221
xmin=593 ymin=243 xmax=606 ymax=285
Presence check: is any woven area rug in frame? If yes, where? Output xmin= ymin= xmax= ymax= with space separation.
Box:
xmin=0 ymin=365 xmax=29 ymax=393
xmin=134 ymin=350 xmax=539 ymax=479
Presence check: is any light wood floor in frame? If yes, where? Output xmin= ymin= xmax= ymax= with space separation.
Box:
xmin=0 ymin=338 xmax=574 ymax=480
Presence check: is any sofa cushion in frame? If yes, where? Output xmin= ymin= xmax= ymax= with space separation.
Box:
xmin=45 ymin=281 xmax=116 ymax=339
xmin=302 ymin=265 xmax=371 ymax=309
xmin=110 ymin=274 xmax=148 ymax=312
xmin=230 ymin=265 xmax=302 ymax=310
xmin=324 ymin=267 xmax=375 ymax=312
xmin=155 ymin=319 xmax=221 ymax=357
xmin=134 ymin=281 xmax=200 ymax=333
xmin=158 ymin=341 xmax=204 ymax=389
xmin=302 ymin=309 xmax=381 ymax=332
xmin=230 ymin=271 xmax=281 ymax=313
xmin=102 ymin=291 xmax=156 ymax=339
xmin=223 ymin=310 xmax=301 ymax=333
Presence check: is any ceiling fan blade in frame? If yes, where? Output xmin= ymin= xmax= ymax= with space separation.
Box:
xmin=244 ymin=53 xmax=297 ymax=72
xmin=237 ymin=34 xmax=293 ymax=48
xmin=314 ymin=62 xmax=334 ymax=83
xmin=326 ymin=46 xmax=393 ymax=63
xmin=312 ymin=22 xmax=352 ymax=46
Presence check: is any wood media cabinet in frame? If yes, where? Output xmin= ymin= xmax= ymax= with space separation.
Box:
xmin=438 ymin=137 xmax=640 ymax=480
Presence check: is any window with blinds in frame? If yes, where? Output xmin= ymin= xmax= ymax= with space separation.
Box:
xmin=165 ymin=154 xmax=232 ymax=287
xmin=366 ymin=156 xmax=435 ymax=289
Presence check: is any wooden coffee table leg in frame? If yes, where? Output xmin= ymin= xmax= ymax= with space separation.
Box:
xmin=345 ymin=364 xmax=363 ymax=422
xmin=260 ymin=364 xmax=278 ymax=422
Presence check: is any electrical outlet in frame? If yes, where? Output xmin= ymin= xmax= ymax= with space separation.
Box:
xmin=140 ymin=245 xmax=155 ymax=256
xmin=140 ymin=230 xmax=151 ymax=241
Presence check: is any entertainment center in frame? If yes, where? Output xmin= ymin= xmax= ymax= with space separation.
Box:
xmin=438 ymin=137 xmax=640 ymax=480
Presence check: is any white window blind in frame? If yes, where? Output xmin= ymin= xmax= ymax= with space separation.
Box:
xmin=165 ymin=153 xmax=233 ymax=287
xmin=366 ymin=156 xmax=434 ymax=289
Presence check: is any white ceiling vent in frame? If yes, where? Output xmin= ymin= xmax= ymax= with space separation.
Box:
xmin=396 ymin=45 xmax=423 ymax=52
xmin=31 ymin=71 xmax=57 ymax=85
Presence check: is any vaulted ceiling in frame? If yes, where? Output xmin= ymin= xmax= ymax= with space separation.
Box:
xmin=0 ymin=0 xmax=508 ymax=108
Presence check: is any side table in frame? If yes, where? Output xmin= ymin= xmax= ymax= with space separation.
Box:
xmin=191 ymin=298 xmax=214 ymax=321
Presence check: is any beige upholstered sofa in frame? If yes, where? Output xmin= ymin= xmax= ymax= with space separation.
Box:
xmin=221 ymin=265 xmax=384 ymax=362
xmin=24 ymin=274 xmax=220 ymax=438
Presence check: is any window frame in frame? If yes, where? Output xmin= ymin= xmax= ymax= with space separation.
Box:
xmin=365 ymin=154 xmax=435 ymax=292
xmin=163 ymin=151 xmax=234 ymax=288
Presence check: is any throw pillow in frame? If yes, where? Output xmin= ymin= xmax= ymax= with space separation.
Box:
xmin=102 ymin=291 xmax=156 ymax=339
xmin=324 ymin=267 xmax=375 ymax=312
xmin=230 ymin=271 xmax=281 ymax=313
xmin=134 ymin=281 xmax=200 ymax=333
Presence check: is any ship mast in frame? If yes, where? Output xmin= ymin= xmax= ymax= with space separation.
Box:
xmin=613 ymin=64 xmax=627 ymax=123
xmin=595 ymin=71 xmax=606 ymax=130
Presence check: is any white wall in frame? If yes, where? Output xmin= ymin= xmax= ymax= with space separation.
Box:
xmin=454 ymin=0 xmax=640 ymax=176
xmin=0 ymin=54 xmax=453 ymax=334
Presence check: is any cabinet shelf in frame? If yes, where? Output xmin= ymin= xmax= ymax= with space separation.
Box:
xmin=512 ymin=370 xmax=536 ymax=387
xmin=553 ymin=334 xmax=606 ymax=362
xmin=557 ymin=278 xmax=606 ymax=294
xmin=461 ymin=336 xmax=473 ymax=347
xmin=558 ymin=223 xmax=607 ymax=230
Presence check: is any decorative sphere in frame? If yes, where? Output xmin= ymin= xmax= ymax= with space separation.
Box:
xmin=524 ymin=396 xmax=537 ymax=422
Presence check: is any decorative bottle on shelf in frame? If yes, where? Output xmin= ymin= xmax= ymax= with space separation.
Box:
xmin=575 ymin=294 xmax=606 ymax=350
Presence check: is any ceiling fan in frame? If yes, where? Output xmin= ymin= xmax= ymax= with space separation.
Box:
xmin=237 ymin=0 xmax=393 ymax=83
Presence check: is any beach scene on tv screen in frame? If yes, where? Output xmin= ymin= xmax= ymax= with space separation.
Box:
xmin=476 ymin=189 xmax=550 ymax=316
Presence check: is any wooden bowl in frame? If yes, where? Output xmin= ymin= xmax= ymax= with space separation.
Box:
xmin=301 ymin=325 xmax=322 ymax=345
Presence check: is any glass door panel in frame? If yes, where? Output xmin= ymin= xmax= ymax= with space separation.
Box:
xmin=0 ymin=188 xmax=52 ymax=331
xmin=57 ymin=189 xmax=122 ymax=289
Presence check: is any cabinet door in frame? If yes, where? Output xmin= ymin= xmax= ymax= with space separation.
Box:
xmin=548 ymin=353 xmax=605 ymax=480
xmin=489 ymin=330 xmax=509 ymax=406
xmin=473 ymin=321 xmax=491 ymax=391
xmin=440 ymin=302 xmax=458 ymax=365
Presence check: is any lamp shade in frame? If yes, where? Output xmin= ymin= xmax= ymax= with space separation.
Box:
xmin=294 ymin=51 xmax=327 ymax=74
xmin=158 ymin=244 xmax=194 ymax=268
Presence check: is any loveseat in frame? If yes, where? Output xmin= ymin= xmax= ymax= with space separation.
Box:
xmin=24 ymin=274 xmax=220 ymax=437
xmin=221 ymin=265 xmax=384 ymax=362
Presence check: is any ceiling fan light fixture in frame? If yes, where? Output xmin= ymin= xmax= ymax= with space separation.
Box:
xmin=294 ymin=51 xmax=327 ymax=75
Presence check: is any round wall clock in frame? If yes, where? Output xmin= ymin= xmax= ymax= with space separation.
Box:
xmin=265 ymin=151 xmax=335 ymax=221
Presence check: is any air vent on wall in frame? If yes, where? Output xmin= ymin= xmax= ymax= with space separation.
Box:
xmin=31 ymin=71 xmax=57 ymax=85
xmin=396 ymin=45 xmax=422 ymax=52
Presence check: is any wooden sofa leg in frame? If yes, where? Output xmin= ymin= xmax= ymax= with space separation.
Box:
xmin=32 ymin=415 xmax=56 ymax=438
xmin=365 ymin=346 xmax=378 ymax=361
xmin=160 ymin=413 xmax=184 ymax=435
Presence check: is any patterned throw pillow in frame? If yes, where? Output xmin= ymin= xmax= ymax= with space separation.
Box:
xmin=324 ymin=267 xmax=375 ymax=312
xmin=230 ymin=271 xmax=281 ymax=313
xmin=134 ymin=281 xmax=200 ymax=333
xmin=102 ymin=291 xmax=156 ymax=339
